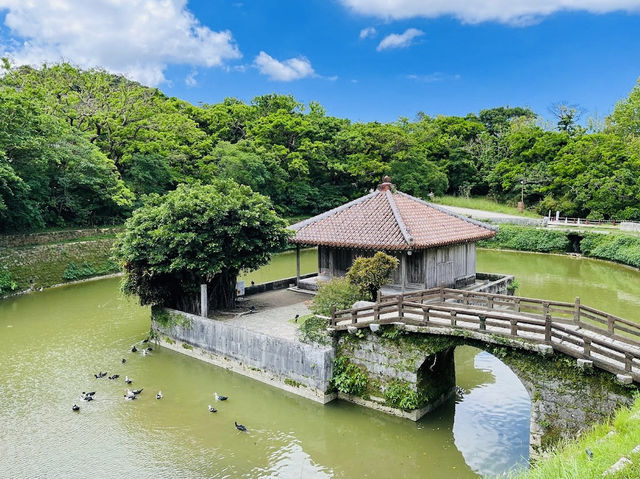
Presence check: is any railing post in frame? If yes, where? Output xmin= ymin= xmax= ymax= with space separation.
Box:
xmin=583 ymin=337 xmax=591 ymax=358
xmin=422 ymin=306 xmax=430 ymax=324
xmin=625 ymin=352 xmax=633 ymax=373
xmin=574 ymin=297 xmax=581 ymax=324
xmin=439 ymin=287 xmax=445 ymax=303
xmin=608 ymin=315 xmax=615 ymax=335
xmin=514 ymin=298 xmax=520 ymax=313
xmin=487 ymin=296 xmax=494 ymax=309
xmin=330 ymin=306 xmax=336 ymax=326
xmin=373 ymin=303 xmax=380 ymax=322
xmin=479 ymin=315 xmax=486 ymax=331
xmin=450 ymin=310 xmax=457 ymax=328
xmin=463 ymin=291 xmax=469 ymax=306
xmin=397 ymin=295 xmax=404 ymax=320
xmin=544 ymin=302 xmax=552 ymax=344
xmin=510 ymin=318 xmax=517 ymax=336
xmin=376 ymin=290 xmax=382 ymax=303
xmin=351 ymin=309 xmax=357 ymax=324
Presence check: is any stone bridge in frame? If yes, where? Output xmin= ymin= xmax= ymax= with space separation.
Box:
xmin=329 ymin=287 xmax=640 ymax=454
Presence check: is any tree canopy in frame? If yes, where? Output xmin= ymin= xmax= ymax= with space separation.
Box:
xmin=113 ymin=181 xmax=289 ymax=311
xmin=2 ymin=62 xmax=640 ymax=232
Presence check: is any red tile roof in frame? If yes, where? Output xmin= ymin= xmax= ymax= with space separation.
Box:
xmin=289 ymin=179 xmax=496 ymax=250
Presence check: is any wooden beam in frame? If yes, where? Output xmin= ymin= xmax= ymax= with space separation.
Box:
xmin=296 ymin=245 xmax=301 ymax=286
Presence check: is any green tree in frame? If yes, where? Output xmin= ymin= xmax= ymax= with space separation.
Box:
xmin=346 ymin=252 xmax=399 ymax=301
xmin=113 ymin=181 xmax=289 ymax=312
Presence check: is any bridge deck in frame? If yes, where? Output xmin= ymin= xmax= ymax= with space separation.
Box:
xmin=330 ymin=287 xmax=640 ymax=383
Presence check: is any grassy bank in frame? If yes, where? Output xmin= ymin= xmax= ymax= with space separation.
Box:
xmin=517 ymin=396 xmax=640 ymax=479
xmin=431 ymin=195 xmax=540 ymax=219
xmin=0 ymin=228 xmax=121 ymax=295
xmin=479 ymin=225 xmax=640 ymax=269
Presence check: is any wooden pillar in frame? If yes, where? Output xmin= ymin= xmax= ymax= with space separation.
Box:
xmin=200 ymin=284 xmax=208 ymax=318
xmin=401 ymin=252 xmax=407 ymax=294
xmin=296 ymin=244 xmax=301 ymax=287
xmin=328 ymin=247 xmax=334 ymax=278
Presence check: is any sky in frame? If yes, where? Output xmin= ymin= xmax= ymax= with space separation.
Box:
xmin=0 ymin=0 xmax=640 ymax=123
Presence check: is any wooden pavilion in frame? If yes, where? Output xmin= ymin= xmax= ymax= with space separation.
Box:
xmin=289 ymin=177 xmax=497 ymax=291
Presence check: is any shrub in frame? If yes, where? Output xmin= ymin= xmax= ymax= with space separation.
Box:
xmin=346 ymin=251 xmax=399 ymax=301
xmin=580 ymin=234 xmax=640 ymax=268
xmin=297 ymin=314 xmax=331 ymax=345
xmin=384 ymin=380 xmax=420 ymax=410
xmin=478 ymin=225 xmax=569 ymax=253
xmin=62 ymin=261 xmax=97 ymax=281
xmin=311 ymin=278 xmax=362 ymax=316
xmin=331 ymin=356 xmax=368 ymax=396
xmin=0 ymin=269 xmax=18 ymax=295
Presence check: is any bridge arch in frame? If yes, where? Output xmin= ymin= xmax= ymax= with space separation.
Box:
xmin=333 ymin=325 xmax=637 ymax=455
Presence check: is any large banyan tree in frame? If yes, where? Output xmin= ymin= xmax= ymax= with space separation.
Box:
xmin=114 ymin=180 xmax=289 ymax=313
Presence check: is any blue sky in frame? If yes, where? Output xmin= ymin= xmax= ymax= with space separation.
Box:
xmin=1 ymin=0 xmax=640 ymax=123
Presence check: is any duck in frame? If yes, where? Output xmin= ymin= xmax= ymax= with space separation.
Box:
xmin=131 ymin=345 xmax=138 ymax=353
xmin=125 ymin=376 xmax=132 ymax=384
xmin=234 ymin=421 xmax=247 ymax=432
xmin=72 ymin=404 xmax=80 ymax=411
xmin=146 ymin=347 xmax=153 ymax=352
xmin=125 ymin=389 xmax=136 ymax=400
xmin=121 ymin=358 xmax=127 ymax=364
xmin=215 ymin=392 xmax=228 ymax=401
xmin=294 ymin=314 xmax=299 ymax=323
xmin=108 ymin=374 xmax=120 ymax=380
xmin=94 ymin=371 xmax=107 ymax=379
xmin=85 ymin=391 xmax=96 ymax=396
xmin=208 ymin=405 xmax=217 ymax=413
xmin=80 ymin=393 xmax=93 ymax=402
xmin=156 ymin=391 xmax=162 ymax=400
xmin=142 ymin=338 xmax=149 ymax=343
xmin=132 ymin=388 xmax=143 ymax=395
xmin=142 ymin=349 xmax=148 ymax=356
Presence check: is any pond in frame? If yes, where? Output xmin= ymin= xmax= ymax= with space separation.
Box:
xmin=3 ymin=250 xmax=639 ymax=478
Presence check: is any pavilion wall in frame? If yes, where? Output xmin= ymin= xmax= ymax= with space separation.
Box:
xmin=318 ymin=242 xmax=477 ymax=288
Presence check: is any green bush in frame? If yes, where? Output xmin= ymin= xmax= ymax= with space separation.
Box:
xmin=297 ymin=314 xmax=331 ymax=345
xmin=346 ymin=251 xmax=399 ymax=301
xmin=0 ymin=269 xmax=18 ymax=295
xmin=331 ymin=356 xmax=369 ymax=396
xmin=62 ymin=261 xmax=97 ymax=280
xmin=384 ymin=380 xmax=420 ymax=410
xmin=310 ymin=278 xmax=363 ymax=316
xmin=580 ymin=234 xmax=640 ymax=268
xmin=478 ymin=225 xmax=569 ymax=253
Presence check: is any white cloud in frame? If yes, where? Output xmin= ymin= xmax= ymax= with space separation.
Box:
xmin=407 ymin=72 xmax=461 ymax=82
xmin=254 ymin=51 xmax=315 ymax=81
xmin=185 ymin=70 xmax=198 ymax=86
xmin=359 ymin=26 xmax=377 ymax=39
xmin=0 ymin=0 xmax=242 ymax=86
xmin=339 ymin=0 xmax=640 ymax=25
xmin=377 ymin=28 xmax=424 ymax=51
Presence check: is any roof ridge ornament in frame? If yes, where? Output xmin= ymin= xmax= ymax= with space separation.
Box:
xmin=377 ymin=176 xmax=393 ymax=192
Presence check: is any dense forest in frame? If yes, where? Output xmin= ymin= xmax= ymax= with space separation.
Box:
xmin=1 ymin=62 xmax=640 ymax=233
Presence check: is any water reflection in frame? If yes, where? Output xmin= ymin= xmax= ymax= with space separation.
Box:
xmin=453 ymin=347 xmax=530 ymax=477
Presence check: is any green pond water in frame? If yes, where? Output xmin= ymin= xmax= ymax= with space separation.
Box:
xmin=2 ymin=250 xmax=640 ymax=478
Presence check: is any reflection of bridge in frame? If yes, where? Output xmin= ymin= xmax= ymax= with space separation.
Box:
xmin=330 ymin=287 xmax=640 ymax=383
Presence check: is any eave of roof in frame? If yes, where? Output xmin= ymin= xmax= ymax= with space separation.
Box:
xmin=288 ymin=179 xmax=497 ymax=250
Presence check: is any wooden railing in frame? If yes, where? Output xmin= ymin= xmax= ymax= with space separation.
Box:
xmin=330 ymin=287 xmax=640 ymax=382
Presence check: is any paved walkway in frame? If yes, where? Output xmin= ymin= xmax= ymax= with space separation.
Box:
xmin=436 ymin=204 xmax=532 ymax=222
xmin=214 ymin=289 xmax=311 ymax=341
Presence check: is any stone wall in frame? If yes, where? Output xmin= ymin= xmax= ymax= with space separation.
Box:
xmin=498 ymin=348 xmax=637 ymax=456
xmin=0 ymin=226 xmax=121 ymax=248
xmin=152 ymin=307 xmax=335 ymax=403
xmin=335 ymin=328 xmax=458 ymax=420
xmin=0 ymin=238 xmax=119 ymax=292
